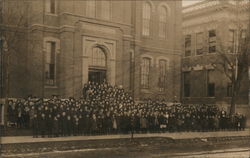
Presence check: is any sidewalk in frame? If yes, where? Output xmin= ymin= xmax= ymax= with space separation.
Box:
xmin=1 ymin=129 xmax=250 ymax=144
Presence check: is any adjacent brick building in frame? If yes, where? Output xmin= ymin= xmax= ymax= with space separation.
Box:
xmin=0 ymin=0 xmax=182 ymax=101
xmin=182 ymin=0 xmax=249 ymax=109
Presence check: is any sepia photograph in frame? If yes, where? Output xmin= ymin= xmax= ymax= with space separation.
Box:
xmin=0 ymin=0 xmax=249 ymax=157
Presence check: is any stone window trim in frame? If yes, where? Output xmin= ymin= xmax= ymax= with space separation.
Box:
xmin=157 ymin=3 xmax=171 ymax=39
xmin=195 ymin=32 xmax=204 ymax=56
xmin=140 ymin=56 xmax=152 ymax=89
xmin=157 ymin=2 xmax=171 ymax=16
xmin=158 ymin=6 xmax=167 ymax=39
xmin=156 ymin=57 xmax=169 ymax=69
xmin=45 ymin=0 xmax=57 ymax=16
xmin=208 ymin=29 xmax=216 ymax=54
xmin=142 ymin=1 xmax=152 ymax=36
xmin=144 ymin=0 xmax=156 ymax=12
xmin=89 ymin=47 xmax=107 ymax=68
xmin=158 ymin=59 xmax=168 ymax=92
xmin=140 ymin=54 xmax=154 ymax=66
xmin=43 ymin=37 xmax=60 ymax=88
xmin=184 ymin=34 xmax=192 ymax=57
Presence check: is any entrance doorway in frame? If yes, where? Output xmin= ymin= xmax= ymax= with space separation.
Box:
xmin=88 ymin=69 xmax=106 ymax=84
xmin=88 ymin=46 xmax=107 ymax=84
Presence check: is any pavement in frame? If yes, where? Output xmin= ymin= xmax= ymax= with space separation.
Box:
xmin=1 ymin=129 xmax=250 ymax=144
xmin=162 ymin=148 xmax=250 ymax=158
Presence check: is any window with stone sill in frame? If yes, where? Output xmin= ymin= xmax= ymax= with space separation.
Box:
xmin=141 ymin=57 xmax=151 ymax=89
xmin=185 ymin=34 xmax=192 ymax=57
xmin=196 ymin=32 xmax=203 ymax=55
xmin=45 ymin=0 xmax=56 ymax=15
xmin=158 ymin=59 xmax=167 ymax=92
xmin=142 ymin=2 xmax=151 ymax=36
xmin=208 ymin=30 xmax=216 ymax=53
xmin=90 ymin=47 xmax=106 ymax=67
xmin=158 ymin=6 xmax=167 ymax=38
xmin=45 ymin=41 xmax=56 ymax=86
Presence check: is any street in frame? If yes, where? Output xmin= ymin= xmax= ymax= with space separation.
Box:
xmin=2 ymin=147 xmax=250 ymax=158
xmin=2 ymin=136 xmax=250 ymax=158
xmin=181 ymin=150 xmax=250 ymax=158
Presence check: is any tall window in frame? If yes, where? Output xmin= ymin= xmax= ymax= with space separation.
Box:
xmin=183 ymin=72 xmax=191 ymax=97
xmin=207 ymin=70 xmax=215 ymax=97
xmin=241 ymin=29 xmax=246 ymax=40
xmin=227 ymin=82 xmax=232 ymax=97
xmin=141 ymin=58 xmax=150 ymax=89
xmin=45 ymin=41 xmax=56 ymax=86
xmin=142 ymin=2 xmax=151 ymax=36
xmin=159 ymin=6 xmax=167 ymax=38
xmin=101 ymin=0 xmax=111 ymax=20
xmin=0 ymin=39 xmax=4 ymax=97
xmin=208 ymin=30 xmax=216 ymax=53
xmin=185 ymin=34 xmax=191 ymax=57
xmin=196 ymin=32 xmax=203 ymax=55
xmin=228 ymin=30 xmax=235 ymax=53
xmin=90 ymin=47 xmax=106 ymax=67
xmin=158 ymin=60 xmax=167 ymax=91
xmin=86 ymin=0 xmax=96 ymax=17
xmin=45 ymin=0 xmax=56 ymax=14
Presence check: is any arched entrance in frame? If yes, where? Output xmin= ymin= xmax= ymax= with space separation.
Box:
xmin=88 ymin=46 xmax=107 ymax=84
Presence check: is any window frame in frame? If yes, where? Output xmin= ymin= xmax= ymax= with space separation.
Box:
xmin=184 ymin=34 xmax=192 ymax=57
xmin=158 ymin=59 xmax=167 ymax=91
xmin=195 ymin=32 xmax=203 ymax=56
xmin=208 ymin=29 xmax=216 ymax=54
xmin=45 ymin=0 xmax=57 ymax=15
xmin=142 ymin=2 xmax=151 ymax=36
xmin=158 ymin=6 xmax=167 ymax=39
xmin=44 ymin=37 xmax=60 ymax=88
xmin=141 ymin=57 xmax=151 ymax=89
xmin=45 ymin=41 xmax=57 ymax=86
xmin=89 ymin=47 xmax=107 ymax=68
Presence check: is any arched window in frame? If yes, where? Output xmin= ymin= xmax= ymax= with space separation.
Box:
xmin=141 ymin=58 xmax=151 ymax=89
xmin=101 ymin=0 xmax=111 ymax=20
xmin=86 ymin=0 xmax=96 ymax=17
xmin=142 ymin=2 xmax=151 ymax=36
xmin=159 ymin=6 xmax=167 ymax=38
xmin=90 ymin=47 xmax=106 ymax=67
xmin=158 ymin=59 xmax=167 ymax=91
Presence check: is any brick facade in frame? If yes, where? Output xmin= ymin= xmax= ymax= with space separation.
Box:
xmin=1 ymin=0 xmax=182 ymax=101
xmin=182 ymin=0 xmax=249 ymax=108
